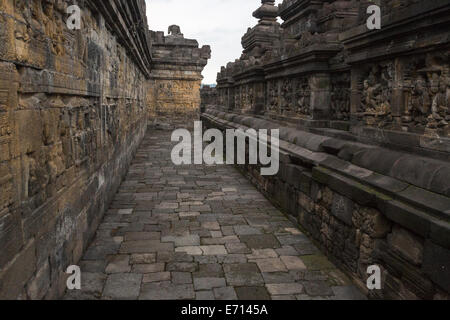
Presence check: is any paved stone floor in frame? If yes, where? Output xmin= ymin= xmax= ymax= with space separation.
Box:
xmin=64 ymin=129 xmax=366 ymax=300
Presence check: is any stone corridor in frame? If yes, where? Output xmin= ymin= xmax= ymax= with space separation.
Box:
xmin=64 ymin=128 xmax=366 ymax=300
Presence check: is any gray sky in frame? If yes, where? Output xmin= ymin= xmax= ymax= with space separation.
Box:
xmin=146 ymin=0 xmax=282 ymax=84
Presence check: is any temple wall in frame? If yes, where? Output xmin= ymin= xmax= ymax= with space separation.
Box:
xmin=0 ymin=0 xmax=151 ymax=299
xmin=201 ymin=0 xmax=450 ymax=300
xmin=149 ymin=27 xmax=210 ymax=124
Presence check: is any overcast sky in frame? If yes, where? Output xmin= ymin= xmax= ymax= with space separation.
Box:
xmin=146 ymin=0 xmax=282 ymax=84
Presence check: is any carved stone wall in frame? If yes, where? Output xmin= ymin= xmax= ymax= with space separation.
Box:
xmin=201 ymin=0 xmax=450 ymax=300
xmin=0 ymin=0 xmax=151 ymax=299
xmin=149 ymin=26 xmax=210 ymax=124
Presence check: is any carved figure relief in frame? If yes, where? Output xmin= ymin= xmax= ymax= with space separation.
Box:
xmin=361 ymin=64 xmax=393 ymax=127
xmin=280 ymin=79 xmax=293 ymax=114
xmin=295 ymin=78 xmax=311 ymax=117
xmin=267 ymin=80 xmax=279 ymax=113
xmin=402 ymin=54 xmax=449 ymax=133
xmin=404 ymin=75 xmax=430 ymax=126
xmin=427 ymin=74 xmax=449 ymax=129
xmin=42 ymin=0 xmax=65 ymax=56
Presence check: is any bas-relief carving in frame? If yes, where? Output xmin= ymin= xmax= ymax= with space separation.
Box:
xmin=267 ymin=80 xmax=279 ymax=114
xmin=295 ymin=78 xmax=311 ymax=117
xmin=280 ymin=79 xmax=293 ymax=114
xmin=360 ymin=63 xmax=394 ymax=127
xmin=402 ymin=54 xmax=450 ymax=134
xmin=331 ymin=73 xmax=350 ymax=121
xmin=265 ymin=78 xmax=310 ymax=117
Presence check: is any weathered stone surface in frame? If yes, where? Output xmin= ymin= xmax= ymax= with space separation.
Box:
xmin=239 ymin=235 xmax=281 ymax=249
xmin=106 ymin=255 xmax=131 ymax=274
xmin=200 ymin=0 xmax=450 ymax=301
xmin=331 ymin=286 xmax=367 ymax=300
xmin=255 ymin=259 xmax=287 ymax=273
xmin=0 ymin=241 xmax=36 ymax=299
xmin=130 ymin=254 xmax=157 ymax=265
xmin=0 ymin=0 xmax=152 ymax=299
xmin=132 ymin=263 xmax=165 ymax=274
xmin=143 ymin=272 xmax=171 ymax=283
xmin=422 ymin=240 xmax=450 ymax=293
xmin=224 ymin=263 xmax=264 ymax=287
xmin=193 ymin=277 xmax=226 ymax=290
xmin=235 ymin=287 xmax=271 ymax=300
xmin=387 ymin=226 xmax=424 ymax=265
xmin=60 ymin=130 xmax=362 ymax=301
xmin=281 ymin=256 xmax=307 ymax=271
xmin=140 ymin=283 xmax=195 ymax=300
xmin=266 ymin=283 xmax=304 ymax=295
xmin=301 ymin=281 xmax=334 ymax=297
xmin=331 ymin=194 xmax=354 ymax=226
xmin=213 ymin=287 xmax=238 ymax=300
xmin=120 ymin=241 xmax=174 ymax=254
xmin=148 ymin=26 xmax=210 ymax=122
xmin=103 ymin=274 xmax=142 ymax=300
xmin=172 ymin=272 xmax=192 ymax=285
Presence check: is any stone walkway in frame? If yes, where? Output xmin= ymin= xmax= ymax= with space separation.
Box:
xmin=64 ymin=129 xmax=366 ymax=300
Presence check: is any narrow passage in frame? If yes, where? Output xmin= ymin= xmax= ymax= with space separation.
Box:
xmin=64 ymin=129 xmax=366 ymax=300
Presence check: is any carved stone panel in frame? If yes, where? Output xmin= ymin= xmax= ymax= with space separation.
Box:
xmin=359 ymin=63 xmax=394 ymax=128
xmin=331 ymin=73 xmax=350 ymax=121
xmin=295 ymin=77 xmax=311 ymax=118
xmin=401 ymin=53 xmax=450 ymax=136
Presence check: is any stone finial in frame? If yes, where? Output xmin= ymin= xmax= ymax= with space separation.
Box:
xmin=253 ymin=0 xmax=278 ymax=24
xmin=168 ymin=25 xmax=183 ymax=37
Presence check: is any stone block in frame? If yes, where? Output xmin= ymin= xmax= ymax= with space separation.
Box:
xmin=213 ymin=286 xmax=238 ymax=300
xmin=0 ymin=211 xmax=23 ymax=269
xmin=422 ymin=240 xmax=450 ymax=293
xmin=140 ymin=283 xmax=195 ymax=300
xmin=266 ymin=283 xmax=304 ymax=295
xmin=0 ymin=241 xmax=36 ymax=300
xmin=387 ymin=226 xmax=424 ymax=266
xmin=331 ymin=194 xmax=354 ymax=226
xmin=235 ymin=286 xmax=271 ymax=300
xmin=103 ymin=273 xmax=142 ymax=300
xmin=193 ymin=277 xmax=226 ymax=290
xmin=26 ymin=261 xmax=51 ymax=300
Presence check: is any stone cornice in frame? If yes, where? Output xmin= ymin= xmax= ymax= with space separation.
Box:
xmin=87 ymin=0 xmax=153 ymax=78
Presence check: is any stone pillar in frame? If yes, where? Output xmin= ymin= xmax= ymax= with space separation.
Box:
xmin=310 ymin=73 xmax=331 ymax=120
xmin=254 ymin=81 xmax=265 ymax=115
xmin=350 ymin=68 xmax=363 ymax=121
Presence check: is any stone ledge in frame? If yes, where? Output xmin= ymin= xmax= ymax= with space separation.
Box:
xmin=204 ymin=109 xmax=450 ymax=198
xmin=201 ymin=110 xmax=450 ymax=248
